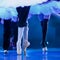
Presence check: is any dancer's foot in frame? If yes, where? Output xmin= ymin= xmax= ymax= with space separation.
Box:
xmin=4 ymin=50 xmax=8 ymax=54
xmin=17 ymin=49 xmax=22 ymax=55
xmin=17 ymin=42 xmax=22 ymax=55
xmin=23 ymin=41 xmax=30 ymax=55
xmin=42 ymin=47 xmax=48 ymax=52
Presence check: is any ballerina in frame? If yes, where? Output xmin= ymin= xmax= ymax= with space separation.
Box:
xmin=29 ymin=0 xmax=60 ymax=51
xmin=16 ymin=0 xmax=48 ymax=55
xmin=0 ymin=7 xmax=18 ymax=53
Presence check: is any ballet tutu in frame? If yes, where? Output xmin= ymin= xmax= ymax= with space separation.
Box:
xmin=0 ymin=8 xmax=11 ymax=19
xmin=53 ymin=2 xmax=60 ymax=14
xmin=0 ymin=0 xmax=48 ymax=7
xmin=29 ymin=1 xmax=59 ymax=15
xmin=0 ymin=7 xmax=18 ymax=20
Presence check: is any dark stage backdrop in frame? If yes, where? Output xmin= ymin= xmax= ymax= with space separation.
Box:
xmin=0 ymin=14 xmax=60 ymax=49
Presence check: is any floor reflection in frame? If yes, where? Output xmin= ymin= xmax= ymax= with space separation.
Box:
xmin=0 ymin=48 xmax=60 ymax=60
xmin=42 ymin=51 xmax=48 ymax=60
xmin=17 ymin=55 xmax=22 ymax=60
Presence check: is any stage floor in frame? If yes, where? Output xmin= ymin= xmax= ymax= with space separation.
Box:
xmin=0 ymin=48 xmax=60 ymax=60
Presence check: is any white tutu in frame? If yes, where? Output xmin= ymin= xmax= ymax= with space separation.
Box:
xmin=29 ymin=1 xmax=59 ymax=15
xmin=0 ymin=8 xmax=11 ymax=19
xmin=0 ymin=7 xmax=18 ymax=20
xmin=0 ymin=0 xmax=48 ymax=7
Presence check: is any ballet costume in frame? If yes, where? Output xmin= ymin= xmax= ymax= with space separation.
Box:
xmin=0 ymin=7 xmax=18 ymax=53
xmin=29 ymin=1 xmax=60 ymax=51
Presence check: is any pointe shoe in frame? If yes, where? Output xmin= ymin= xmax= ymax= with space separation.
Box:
xmin=24 ymin=48 xmax=26 ymax=55
xmin=23 ymin=41 xmax=30 ymax=49
xmin=17 ymin=49 xmax=22 ymax=55
xmin=4 ymin=50 xmax=8 ymax=54
xmin=23 ymin=41 xmax=30 ymax=55
xmin=17 ymin=42 xmax=22 ymax=55
xmin=42 ymin=47 xmax=48 ymax=52
xmin=17 ymin=45 xmax=22 ymax=55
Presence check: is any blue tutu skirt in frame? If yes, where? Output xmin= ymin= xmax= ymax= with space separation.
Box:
xmin=0 ymin=7 xmax=18 ymax=20
xmin=29 ymin=1 xmax=60 ymax=15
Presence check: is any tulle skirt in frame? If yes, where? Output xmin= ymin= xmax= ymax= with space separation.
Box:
xmin=29 ymin=1 xmax=59 ymax=15
xmin=0 ymin=0 xmax=48 ymax=7
xmin=0 ymin=7 xmax=18 ymax=19
xmin=0 ymin=8 xmax=11 ymax=19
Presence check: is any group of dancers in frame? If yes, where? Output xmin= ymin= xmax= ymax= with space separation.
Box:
xmin=0 ymin=0 xmax=60 ymax=55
